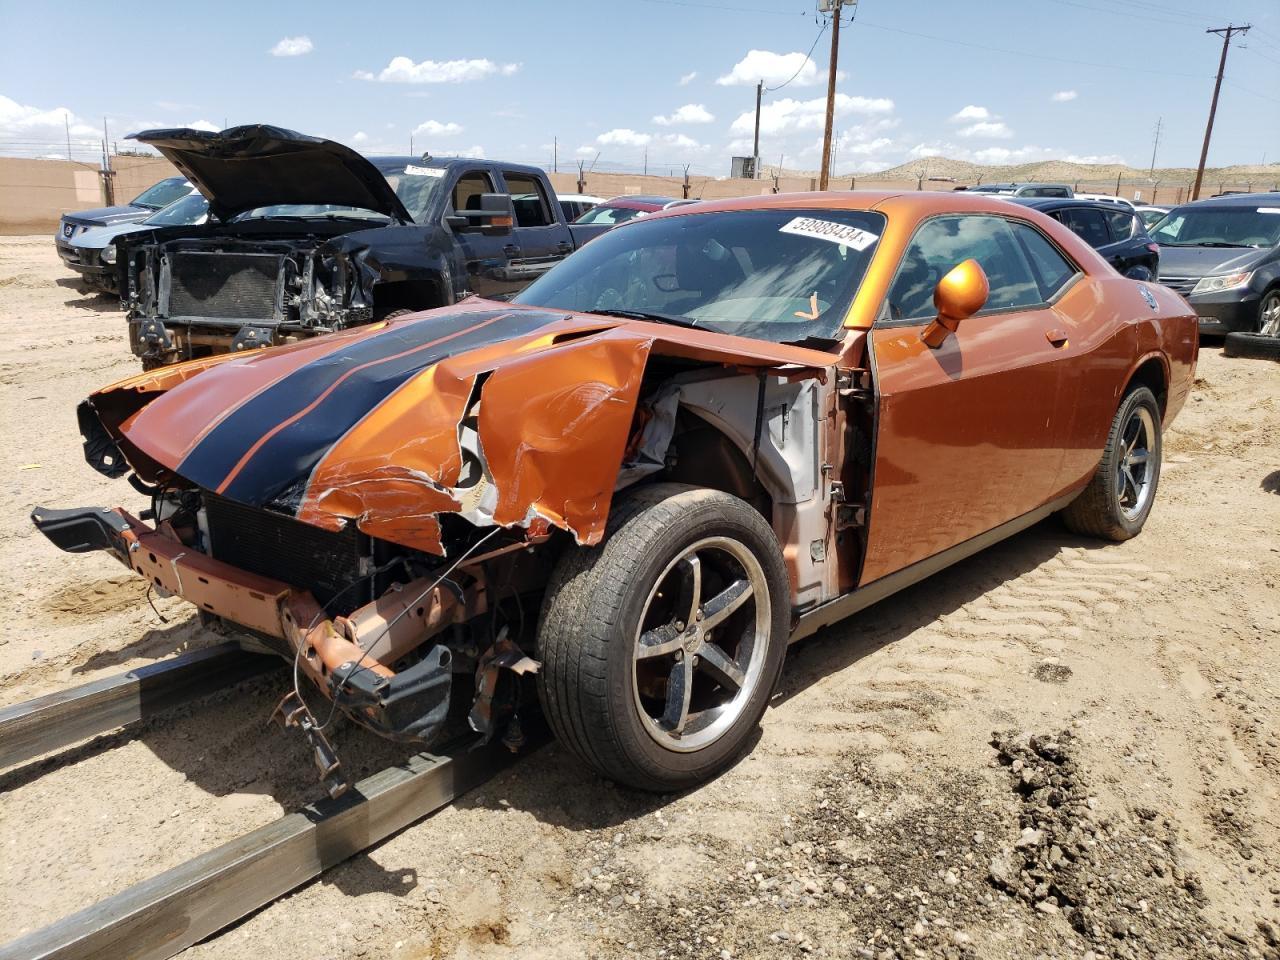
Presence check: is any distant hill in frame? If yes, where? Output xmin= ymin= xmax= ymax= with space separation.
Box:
xmin=762 ymin=157 xmax=1280 ymax=186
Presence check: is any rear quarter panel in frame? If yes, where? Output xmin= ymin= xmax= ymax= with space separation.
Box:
xmin=1054 ymin=276 xmax=1197 ymax=496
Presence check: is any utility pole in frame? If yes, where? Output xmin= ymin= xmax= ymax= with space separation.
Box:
xmin=1192 ymin=24 xmax=1250 ymax=201
xmin=65 ymin=114 xmax=72 ymax=161
xmin=1148 ymin=116 xmax=1162 ymax=177
xmin=752 ymin=80 xmax=763 ymax=179
xmin=818 ymin=0 xmax=843 ymax=191
xmin=410 ymin=133 xmax=414 ymax=156
xmin=553 ymin=137 xmax=558 ymax=173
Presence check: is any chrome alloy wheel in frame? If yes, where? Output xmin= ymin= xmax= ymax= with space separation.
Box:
xmin=631 ymin=536 xmax=771 ymax=753
xmin=1260 ymin=292 xmax=1280 ymax=337
xmin=1117 ymin=406 xmax=1156 ymax=521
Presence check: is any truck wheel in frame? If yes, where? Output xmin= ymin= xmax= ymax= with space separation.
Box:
xmin=1061 ymin=386 xmax=1162 ymax=541
xmin=537 ymin=484 xmax=789 ymax=792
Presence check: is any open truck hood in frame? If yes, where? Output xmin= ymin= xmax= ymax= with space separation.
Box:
xmin=81 ymin=303 xmax=835 ymax=555
xmin=128 ymin=124 xmax=413 ymax=224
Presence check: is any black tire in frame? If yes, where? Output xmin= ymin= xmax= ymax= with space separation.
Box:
xmin=1061 ymin=386 xmax=1162 ymax=541
xmin=537 ymin=483 xmax=790 ymax=792
xmin=1223 ymin=332 xmax=1280 ymax=362
xmin=375 ymin=307 xmax=417 ymax=322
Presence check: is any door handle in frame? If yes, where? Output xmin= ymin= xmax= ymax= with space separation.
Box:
xmin=503 ymin=244 xmax=519 ymax=257
xmin=1046 ymin=328 xmax=1069 ymax=347
xmin=556 ymin=241 xmax=573 ymax=254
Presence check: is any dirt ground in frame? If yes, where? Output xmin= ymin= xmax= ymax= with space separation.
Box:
xmin=0 ymin=234 xmax=1277 ymax=960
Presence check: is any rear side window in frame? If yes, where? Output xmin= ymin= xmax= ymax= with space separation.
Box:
xmin=452 ymin=171 xmax=495 ymax=212
xmin=1011 ymin=223 xmax=1078 ymax=300
xmin=1107 ymin=210 xmax=1136 ymax=241
xmin=504 ymin=172 xmax=553 ymax=227
xmin=885 ymin=215 xmax=1041 ymax=321
xmin=1061 ymin=208 xmax=1110 ymax=249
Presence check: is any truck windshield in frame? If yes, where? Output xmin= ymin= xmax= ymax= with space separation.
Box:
xmin=1150 ymin=207 xmax=1280 ymax=248
xmin=514 ymin=208 xmax=886 ymax=344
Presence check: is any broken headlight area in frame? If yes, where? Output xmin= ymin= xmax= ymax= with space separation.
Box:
xmin=31 ymin=486 xmax=548 ymax=782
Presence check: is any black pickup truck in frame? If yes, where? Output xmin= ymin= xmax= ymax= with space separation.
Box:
xmin=115 ymin=125 xmax=610 ymax=367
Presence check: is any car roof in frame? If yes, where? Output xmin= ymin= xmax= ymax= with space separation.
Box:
xmin=368 ymin=156 xmax=546 ymax=178
xmin=1173 ymin=191 xmax=1280 ymax=208
xmin=1009 ymin=197 xmax=1135 ymax=214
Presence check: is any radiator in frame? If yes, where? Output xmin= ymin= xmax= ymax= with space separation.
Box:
xmin=167 ymin=250 xmax=281 ymax=321
xmin=204 ymin=494 xmax=367 ymax=610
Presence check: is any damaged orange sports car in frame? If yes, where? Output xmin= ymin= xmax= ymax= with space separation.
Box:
xmin=35 ymin=191 xmax=1197 ymax=792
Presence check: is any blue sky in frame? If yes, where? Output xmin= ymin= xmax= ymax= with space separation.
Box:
xmin=1 ymin=0 xmax=1277 ymax=175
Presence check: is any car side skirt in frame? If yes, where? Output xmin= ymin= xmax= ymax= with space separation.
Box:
xmin=789 ymin=488 xmax=1081 ymax=645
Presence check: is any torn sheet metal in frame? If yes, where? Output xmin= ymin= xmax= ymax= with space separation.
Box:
xmin=80 ymin=301 xmax=834 ymax=554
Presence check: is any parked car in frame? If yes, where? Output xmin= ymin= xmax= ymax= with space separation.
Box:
xmin=58 ymin=191 xmax=208 ymax=293
xmin=572 ymin=195 xmax=679 ymax=225
xmin=56 ymin=176 xmax=191 ymax=247
xmin=1135 ymin=205 xmax=1169 ymax=229
xmin=959 ymin=182 xmax=1074 ymax=198
xmin=1009 ymin=198 xmax=1159 ymax=279
xmin=1149 ymin=192 xmax=1280 ymax=336
xmin=36 ymin=190 xmax=1196 ymax=793
xmin=113 ymin=124 xmax=613 ymax=367
xmin=1073 ymin=192 xmax=1136 ymax=210
xmin=558 ymin=193 xmax=606 ymax=221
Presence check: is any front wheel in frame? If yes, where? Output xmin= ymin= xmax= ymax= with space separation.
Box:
xmin=1257 ymin=288 xmax=1280 ymax=338
xmin=537 ymin=484 xmax=790 ymax=791
xmin=1061 ymin=386 xmax=1162 ymax=541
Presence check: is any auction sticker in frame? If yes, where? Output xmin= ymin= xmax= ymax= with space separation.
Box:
xmin=779 ymin=216 xmax=879 ymax=251
xmin=404 ymin=165 xmax=446 ymax=177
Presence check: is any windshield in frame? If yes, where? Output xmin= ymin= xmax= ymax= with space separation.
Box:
xmin=131 ymin=178 xmax=191 ymax=210
xmin=513 ymin=207 xmax=886 ymax=344
xmin=1138 ymin=208 xmax=1167 ymax=228
xmin=574 ymin=204 xmax=649 ymax=226
xmin=382 ymin=166 xmax=444 ymax=222
xmin=142 ymin=193 xmax=209 ymax=226
xmin=1151 ymin=206 xmax=1280 ymax=248
xmin=968 ymin=185 xmax=1012 ymax=194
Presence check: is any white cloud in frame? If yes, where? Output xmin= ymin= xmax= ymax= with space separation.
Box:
xmin=950 ymin=105 xmax=991 ymax=122
xmin=655 ymin=133 xmax=708 ymax=152
xmin=352 ymin=131 xmax=369 ymax=144
xmin=1063 ymin=151 xmax=1125 ymax=165
xmin=186 ymin=119 xmax=220 ymax=132
xmin=730 ymin=94 xmax=894 ymax=136
xmin=653 ymin=103 xmax=714 ymax=126
xmin=270 ymin=36 xmax=313 ymax=57
xmin=1052 ymin=90 xmax=1078 ymax=102
xmin=575 ymin=145 xmax=598 ymax=156
xmin=957 ymin=121 xmax=1013 ymax=139
xmin=356 ymin=56 xmax=521 ymax=84
xmin=413 ymin=119 xmax=463 ymax=137
xmin=717 ymin=49 xmax=821 ymax=87
xmin=679 ymin=71 xmax=698 ymax=86
xmin=0 ymin=94 xmax=97 ymax=142
xmin=596 ymin=128 xmax=652 ymax=147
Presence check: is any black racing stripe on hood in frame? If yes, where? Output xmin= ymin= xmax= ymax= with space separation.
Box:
xmin=176 ymin=309 xmax=567 ymax=506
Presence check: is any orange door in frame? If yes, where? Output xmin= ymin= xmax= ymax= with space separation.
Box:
xmin=860 ymin=214 xmax=1083 ymax=585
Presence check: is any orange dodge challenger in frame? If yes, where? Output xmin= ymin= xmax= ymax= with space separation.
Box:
xmin=35 ymin=191 xmax=1197 ymax=793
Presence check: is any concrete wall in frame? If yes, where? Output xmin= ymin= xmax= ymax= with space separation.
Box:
xmin=3 ymin=154 xmax=1271 ymax=234
xmin=0 ymin=155 xmax=181 ymax=234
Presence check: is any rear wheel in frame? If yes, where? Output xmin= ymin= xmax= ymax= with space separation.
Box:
xmin=1061 ymin=386 xmax=1162 ymax=541
xmin=537 ymin=484 xmax=789 ymax=791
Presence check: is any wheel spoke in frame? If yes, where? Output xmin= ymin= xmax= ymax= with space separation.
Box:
xmin=637 ymin=622 xmax=686 ymax=660
xmin=1121 ymin=466 xmax=1139 ymax=505
xmin=701 ymin=578 xmax=753 ymax=631
xmin=698 ymin=641 xmax=745 ymax=693
xmin=676 ymin=554 xmax=702 ymax=629
xmin=1127 ymin=449 xmax=1149 ymax=466
xmin=661 ymin=659 xmax=693 ymax=734
xmin=1122 ymin=420 xmax=1142 ymax=456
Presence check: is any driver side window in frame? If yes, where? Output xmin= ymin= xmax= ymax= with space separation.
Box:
xmin=886 ymin=215 xmax=1041 ymax=321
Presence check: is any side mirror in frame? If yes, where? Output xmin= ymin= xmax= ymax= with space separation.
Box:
xmin=445 ymin=193 xmax=515 ymax=236
xmin=920 ymin=258 xmax=989 ymax=349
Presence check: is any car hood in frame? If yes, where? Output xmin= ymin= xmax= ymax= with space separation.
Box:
xmin=72 ymin=220 xmax=153 ymax=251
xmin=1157 ymin=244 xmax=1272 ymax=279
xmin=128 ymin=124 xmax=413 ymax=224
xmin=63 ymin=205 xmax=150 ymax=228
xmin=84 ymin=302 xmax=834 ymax=555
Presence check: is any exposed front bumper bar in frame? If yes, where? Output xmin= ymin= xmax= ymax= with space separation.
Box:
xmin=30 ymin=505 xmax=454 ymax=742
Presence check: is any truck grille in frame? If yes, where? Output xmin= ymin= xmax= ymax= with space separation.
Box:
xmin=1158 ymin=275 xmax=1197 ymax=297
xmin=204 ymin=494 xmax=367 ymax=610
xmin=167 ymin=251 xmax=280 ymax=321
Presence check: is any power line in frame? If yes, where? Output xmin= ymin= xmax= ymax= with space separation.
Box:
xmin=637 ymin=0 xmax=806 ymax=15
xmin=765 ymin=18 xmax=828 ymax=91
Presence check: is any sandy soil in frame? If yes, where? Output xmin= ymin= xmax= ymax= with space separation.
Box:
xmin=0 ymin=235 xmax=1277 ymax=959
